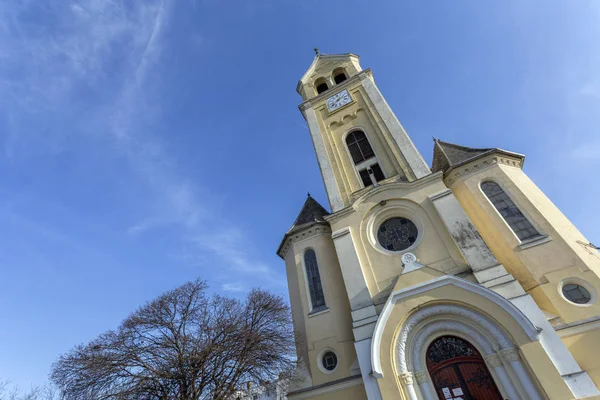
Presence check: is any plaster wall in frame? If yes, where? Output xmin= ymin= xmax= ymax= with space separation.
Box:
xmin=327 ymin=176 xmax=470 ymax=303
xmin=449 ymin=158 xmax=600 ymax=324
xmin=562 ymin=329 xmax=600 ymax=388
xmin=292 ymin=381 xmax=367 ymax=400
xmin=285 ymin=231 xmax=356 ymax=386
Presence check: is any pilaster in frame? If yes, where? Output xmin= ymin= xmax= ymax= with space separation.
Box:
xmin=429 ymin=188 xmax=600 ymax=398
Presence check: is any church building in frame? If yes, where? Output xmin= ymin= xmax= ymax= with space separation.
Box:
xmin=277 ymin=52 xmax=600 ymax=400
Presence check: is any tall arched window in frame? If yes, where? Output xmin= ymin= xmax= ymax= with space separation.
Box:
xmin=345 ymin=130 xmax=385 ymax=188
xmin=481 ymin=181 xmax=540 ymax=241
xmin=304 ymin=249 xmax=326 ymax=311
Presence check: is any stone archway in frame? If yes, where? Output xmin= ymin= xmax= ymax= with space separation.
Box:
xmin=394 ymin=305 xmax=542 ymax=400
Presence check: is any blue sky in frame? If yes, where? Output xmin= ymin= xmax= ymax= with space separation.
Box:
xmin=0 ymin=0 xmax=599 ymax=389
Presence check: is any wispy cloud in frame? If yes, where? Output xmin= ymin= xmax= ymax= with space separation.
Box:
xmin=570 ymin=142 xmax=600 ymax=161
xmin=221 ymin=282 xmax=246 ymax=293
xmin=0 ymin=0 xmax=279 ymax=291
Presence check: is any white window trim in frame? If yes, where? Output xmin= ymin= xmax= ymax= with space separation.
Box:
xmin=342 ymin=128 xmax=387 ymax=189
xmin=366 ymin=203 xmax=425 ymax=256
xmin=301 ymin=248 xmax=327 ymax=314
xmin=317 ymin=348 xmax=339 ymax=374
xmin=478 ymin=179 xmax=544 ymax=244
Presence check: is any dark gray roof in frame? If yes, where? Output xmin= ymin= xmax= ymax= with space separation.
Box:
xmin=277 ymin=195 xmax=330 ymax=258
xmin=286 ymin=195 xmax=329 ymax=235
xmin=431 ymin=140 xmax=495 ymax=174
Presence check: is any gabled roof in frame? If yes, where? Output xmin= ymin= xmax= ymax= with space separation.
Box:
xmin=277 ymin=194 xmax=330 ymax=258
xmin=431 ymin=139 xmax=524 ymax=174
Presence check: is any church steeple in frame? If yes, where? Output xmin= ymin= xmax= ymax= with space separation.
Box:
xmin=297 ymin=52 xmax=430 ymax=211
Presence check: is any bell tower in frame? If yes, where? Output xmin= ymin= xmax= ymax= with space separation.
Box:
xmin=298 ymin=52 xmax=430 ymax=212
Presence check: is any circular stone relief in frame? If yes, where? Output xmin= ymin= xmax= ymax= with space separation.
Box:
xmin=562 ymin=283 xmax=592 ymax=305
xmin=377 ymin=217 xmax=419 ymax=252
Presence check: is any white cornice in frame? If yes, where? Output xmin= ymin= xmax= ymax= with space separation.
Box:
xmin=323 ymin=172 xmax=443 ymax=224
xmin=556 ymin=316 xmax=600 ymax=338
xmin=276 ymin=224 xmax=331 ymax=260
xmin=445 ymin=153 xmax=525 ymax=187
xmin=299 ymin=69 xmax=372 ymax=113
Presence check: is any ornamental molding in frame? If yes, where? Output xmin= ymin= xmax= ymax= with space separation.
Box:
xmin=277 ymin=225 xmax=332 ymax=259
xmin=324 ymin=172 xmax=445 ymax=224
xmin=406 ymin=319 xmax=495 ymax=373
xmin=414 ymin=371 xmax=430 ymax=384
xmin=370 ymin=275 xmax=539 ymax=378
xmin=445 ymin=154 xmax=524 ymax=187
xmin=398 ymin=372 xmax=414 ymax=386
xmin=327 ymin=108 xmax=364 ymax=129
xmin=395 ymin=305 xmax=510 ymax=373
xmin=484 ymin=353 xmax=503 ymax=368
xmin=499 ymin=347 xmax=521 ymax=362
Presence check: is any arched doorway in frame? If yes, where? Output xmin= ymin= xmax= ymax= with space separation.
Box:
xmin=426 ymin=336 xmax=503 ymax=400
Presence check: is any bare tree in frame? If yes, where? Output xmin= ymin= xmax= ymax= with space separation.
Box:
xmin=0 ymin=380 xmax=59 ymax=400
xmin=50 ymin=280 xmax=296 ymax=400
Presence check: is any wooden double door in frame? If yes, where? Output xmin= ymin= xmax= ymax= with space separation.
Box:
xmin=426 ymin=336 xmax=503 ymax=400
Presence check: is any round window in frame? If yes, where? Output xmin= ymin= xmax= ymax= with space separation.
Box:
xmin=322 ymin=351 xmax=338 ymax=372
xmin=562 ymin=283 xmax=592 ymax=305
xmin=377 ymin=217 xmax=418 ymax=252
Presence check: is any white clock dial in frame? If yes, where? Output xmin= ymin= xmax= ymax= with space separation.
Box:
xmin=327 ymin=89 xmax=352 ymax=112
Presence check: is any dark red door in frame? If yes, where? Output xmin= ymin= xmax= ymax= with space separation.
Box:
xmin=426 ymin=336 xmax=503 ymax=400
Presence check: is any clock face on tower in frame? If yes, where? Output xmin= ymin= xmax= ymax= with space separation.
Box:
xmin=326 ymin=89 xmax=352 ymax=112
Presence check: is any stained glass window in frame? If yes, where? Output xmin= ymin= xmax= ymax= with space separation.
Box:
xmin=427 ymin=336 xmax=477 ymax=365
xmin=322 ymin=351 xmax=338 ymax=371
xmin=562 ymin=283 xmax=591 ymax=304
xmin=481 ymin=181 xmax=540 ymax=241
xmin=304 ymin=249 xmax=326 ymax=311
xmin=377 ymin=217 xmax=418 ymax=252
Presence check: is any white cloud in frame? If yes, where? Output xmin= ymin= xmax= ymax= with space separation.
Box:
xmin=221 ymin=282 xmax=246 ymax=293
xmin=0 ymin=0 xmax=280 ymax=289
xmin=570 ymin=143 xmax=600 ymax=161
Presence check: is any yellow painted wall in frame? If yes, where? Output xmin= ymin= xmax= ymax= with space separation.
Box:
xmin=326 ymin=175 xmax=471 ymax=302
xmin=562 ymin=329 xmax=600 ymax=388
xmin=296 ymin=382 xmax=367 ymax=400
xmin=284 ymin=229 xmax=357 ymax=387
xmin=449 ymin=156 xmax=600 ymax=324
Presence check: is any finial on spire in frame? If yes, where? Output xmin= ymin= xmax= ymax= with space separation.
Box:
xmin=307 ymin=191 xmax=311 ymax=197
xmin=432 ymin=136 xmax=437 ymax=142
xmin=314 ymin=47 xmax=320 ymax=56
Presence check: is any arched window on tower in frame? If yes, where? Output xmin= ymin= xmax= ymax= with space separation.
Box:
xmin=481 ymin=181 xmax=540 ymax=241
xmin=345 ymin=130 xmax=386 ymax=188
xmin=304 ymin=249 xmax=326 ymax=312
xmin=333 ymin=68 xmax=347 ymax=84
xmin=315 ymin=78 xmax=329 ymax=94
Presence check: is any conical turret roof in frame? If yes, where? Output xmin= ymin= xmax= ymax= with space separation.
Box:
xmin=277 ymin=194 xmax=330 ymax=258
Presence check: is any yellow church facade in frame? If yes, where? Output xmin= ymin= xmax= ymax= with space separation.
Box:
xmin=277 ymin=52 xmax=600 ymax=400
